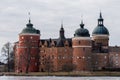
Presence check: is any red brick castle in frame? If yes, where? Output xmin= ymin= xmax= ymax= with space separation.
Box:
xmin=14 ymin=13 xmax=120 ymax=72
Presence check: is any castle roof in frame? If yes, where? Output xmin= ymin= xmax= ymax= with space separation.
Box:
xmin=74 ymin=20 xmax=90 ymax=37
xmin=20 ymin=19 xmax=40 ymax=34
xmin=92 ymin=12 xmax=109 ymax=35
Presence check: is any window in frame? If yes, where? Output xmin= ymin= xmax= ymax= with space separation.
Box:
xmin=96 ymin=61 xmax=98 ymax=64
xmin=116 ymin=61 xmax=118 ymax=64
xmin=52 ymin=55 xmax=54 ymax=59
xmin=30 ymin=36 xmax=33 ymax=39
xmin=79 ymin=41 xmax=81 ymax=44
xmin=21 ymin=36 xmax=24 ymax=39
xmin=116 ymin=63 xmax=119 ymax=66
xmin=104 ymin=62 xmax=106 ymax=64
xmin=82 ymin=56 xmax=85 ymax=59
xmin=65 ymin=49 xmax=67 ymax=52
xmin=116 ymin=54 xmax=118 ymax=56
xmin=104 ymin=56 xmax=107 ymax=59
xmin=88 ymin=57 xmax=91 ymax=59
xmin=35 ymin=63 xmax=37 ymax=66
xmin=83 ymin=48 xmax=85 ymax=51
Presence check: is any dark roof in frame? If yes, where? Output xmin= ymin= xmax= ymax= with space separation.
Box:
xmin=20 ymin=20 xmax=40 ymax=34
xmin=56 ymin=25 xmax=66 ymax=47
xmin=40 ymin=38 xmax=72 ymax=47
xmin=92 ymin=12 xmax=109 ymax=35
xmin=56 ymin=38 xmax=66 ymax=47
xmin=74 ymin=21 xmax=90 ymax=37
xmin=92 ymin=25 xmax=109 ymax=35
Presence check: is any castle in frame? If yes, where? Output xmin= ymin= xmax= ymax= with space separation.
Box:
xmin=14 ymin=13 xmax=120 ymax=72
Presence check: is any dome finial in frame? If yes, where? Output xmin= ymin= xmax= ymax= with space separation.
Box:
xmin=80 ymin=20 xmax=84 ymax=28
xmin=28 ymin=12 xmax=31 ymax=23
xmin=80 ymin=15 xmax=84 ymax=28
xmin=100 ymin=11 xmax=103 ymax=19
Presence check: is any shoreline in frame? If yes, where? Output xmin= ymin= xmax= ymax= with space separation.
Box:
xmin=1 ymin=72 xmax=120 ymax=77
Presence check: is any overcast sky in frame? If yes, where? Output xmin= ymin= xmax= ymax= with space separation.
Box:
xmin=0 ymin=0 xmax=120 ymax=52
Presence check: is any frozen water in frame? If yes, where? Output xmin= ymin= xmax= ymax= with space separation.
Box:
xmin=0 ymin=76 xmax=120 ymax=80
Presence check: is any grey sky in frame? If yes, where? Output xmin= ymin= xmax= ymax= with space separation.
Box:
xmin=0 ymin=0 xmax=120 ymax=52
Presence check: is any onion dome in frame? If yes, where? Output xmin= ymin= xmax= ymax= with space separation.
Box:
xmin=92 ymin=12 xmax=109 ymax=35
xmin=56 ymin=23 xmax=66 ymax=47
xmin=74 ymin=20 xmax=90 ymax=37
xmin=20 ymin=19 xmax=40 ymax=34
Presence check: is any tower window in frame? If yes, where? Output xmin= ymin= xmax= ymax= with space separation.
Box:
xmin=30 ymin=36 xmax=33 ymax=39
xmin=21 ymin=37 xmax=24 ymax=39
xmin=78 ymin=41 xmax=81 ymax=44
xmin=83 ymin=48 xmax=85 ymax=51
xmin=104 ymin=56 xmax=107 ymax=59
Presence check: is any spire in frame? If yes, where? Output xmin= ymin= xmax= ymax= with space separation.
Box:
xmin=100 ymin=12 xmax=103 ymax=19
xmin=98 ymin=12 xmax=104 ymax=26
xmin=80 ymin=20 xmax=84 ymax=28
xmin=59 ymin=21 xmax=65 ymax=39
xmin=60 ymin=20 xmax=64 ymax=32
xmin=61 ymin=20 xmax=63 ymax=28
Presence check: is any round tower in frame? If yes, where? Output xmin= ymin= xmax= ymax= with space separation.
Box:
xmin=92 ymin=12 xmax=109 ymax=70
xmin=72 ymin=21 xmax=92 ymax=71
xmin=92 ymin=12 xmax=109 ymax=53
xmin=16 ymin=19 xmax=40 ymax=72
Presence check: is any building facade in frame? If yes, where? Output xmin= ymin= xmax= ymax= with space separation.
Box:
xmin=15 ymin=13 xmax=120 ymax=72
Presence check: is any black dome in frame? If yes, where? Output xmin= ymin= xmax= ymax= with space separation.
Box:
xmin=21 ymin=20 xmax=40 ymax=34
xmin=92 ymin=12 xmax=109 ymax=35
xmin=92 ymin=25 xmax=109 ymax=35
xmin=74 ymin=21 xmax=90 ymax=37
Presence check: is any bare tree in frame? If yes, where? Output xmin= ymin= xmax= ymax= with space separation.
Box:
xmin=20 ymin=39 xmax=32 ymax=73
xmin=1 ymin=42 xmax=14 ymax=72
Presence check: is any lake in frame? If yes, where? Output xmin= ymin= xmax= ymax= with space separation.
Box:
xmin=0 ymin=76 xmax=120 ymax=80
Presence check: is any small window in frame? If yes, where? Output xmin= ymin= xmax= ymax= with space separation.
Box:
xmin=82 ymin=56 xmax=85 ymax=59
xmin=65 ymin=49 xmax=67 ymax=52
xmin=96 ymin=61 xmax=98 ymax=64
xmin=21 ymin=37 xmax=24 ymax=39
xmin=79 ymin=41 xmax=81 ymax=44
xmin=83 ymin=48 xmax=85 ymax=51
xmin=30 ymin=36 xmax=33 ymax=39
xmin=104 ymin=56 xmax=107 ymax=59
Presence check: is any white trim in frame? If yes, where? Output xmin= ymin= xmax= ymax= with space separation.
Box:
xmin=73 ymin=46 xmax=91 ymax=48
xmin=92 ymin=34 xmax=109 ymax=37
xmin=16 ymin=46 xmax=39 ymax=48
xmin=92 ymin=34 xmax=109 ymax=40
xmin=72 ymin=37 xmax=91 ymax=40
xmin=19 ymin=33 xmax=40 ymax=36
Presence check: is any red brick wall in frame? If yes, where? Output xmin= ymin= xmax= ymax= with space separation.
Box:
xmin=92 ymin=53 xmax=109 ymax=70
xmin=39 ymin=46 xmax=73 ymax=72
xmin=15 ymin=34 xmax=40 ymax=72
xmin=72 ymin=37 xmax=92 ymax=71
